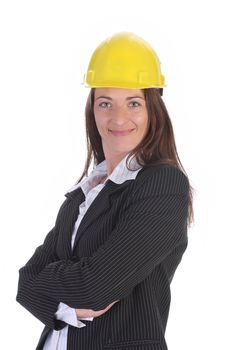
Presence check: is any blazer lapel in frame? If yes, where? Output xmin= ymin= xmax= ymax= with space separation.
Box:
xmin=68 ymin=179 xmax=132 ymax=252
xmin=56 ymin=187 xmax=85 ymax=259
xmin=62 ymin=166 xmax=148 ymax=255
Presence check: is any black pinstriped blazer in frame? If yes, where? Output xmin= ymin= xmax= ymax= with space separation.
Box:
xmin=16 ymin=164 xmax=189 ymax=350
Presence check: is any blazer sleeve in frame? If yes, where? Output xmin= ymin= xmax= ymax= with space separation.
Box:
xmin=16 ymin=199 xmax=69 ymax=330
xmin=17 ymin=166 xmax=190 ymax=312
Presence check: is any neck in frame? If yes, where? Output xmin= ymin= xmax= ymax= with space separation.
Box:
xmin=104 ymin=153 xmax=128 ymax=176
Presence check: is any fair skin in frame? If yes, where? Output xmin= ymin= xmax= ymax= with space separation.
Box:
xmin=76 ymin=87 xmax=149 ymax=318
xmin=94 ymin=87 xmax=149 ymax=176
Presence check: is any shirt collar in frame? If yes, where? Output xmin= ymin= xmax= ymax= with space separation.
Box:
xmin=66 ymin=153 xmax=142 ymax=195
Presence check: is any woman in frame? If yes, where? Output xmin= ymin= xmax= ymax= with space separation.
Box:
xmin=16 ymin=32 xmax=194 ymax=350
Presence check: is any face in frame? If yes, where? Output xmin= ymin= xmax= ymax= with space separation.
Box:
xmin=93 ymin=88 xmax=149 ymax=159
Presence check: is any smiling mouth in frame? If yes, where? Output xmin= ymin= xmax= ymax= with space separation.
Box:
xmin=108 ymin=129 xmax=135 ymax=136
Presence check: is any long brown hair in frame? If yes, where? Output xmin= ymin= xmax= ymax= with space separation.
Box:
xmin=75 ymin=88 xmax=194 ymax=226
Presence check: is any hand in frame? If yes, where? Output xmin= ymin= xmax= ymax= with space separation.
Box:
xmin=75 ymin=299 xmax=120 ymax=318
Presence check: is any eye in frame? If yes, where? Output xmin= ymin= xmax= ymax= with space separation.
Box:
xmin=98 ymin=101 xmax=112 ymax=108
xmin=129 ymin=101 xmax=141 ymax=108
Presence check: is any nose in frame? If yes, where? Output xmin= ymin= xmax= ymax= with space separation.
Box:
xmin=111 ymin=106 xmax=129 ymax=126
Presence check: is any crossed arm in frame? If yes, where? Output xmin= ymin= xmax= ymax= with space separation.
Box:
xmin=16 ymin=167 xmax=189 ymax=330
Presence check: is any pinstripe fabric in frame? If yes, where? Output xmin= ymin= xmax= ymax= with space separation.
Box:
xmin=16 ymin=160 xmax=189 ymax=350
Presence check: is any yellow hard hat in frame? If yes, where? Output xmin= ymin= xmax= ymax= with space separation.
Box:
xmin=83 ymin=32 xmax=166 ymax=89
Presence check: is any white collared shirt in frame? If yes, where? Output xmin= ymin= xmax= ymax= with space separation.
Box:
xmin=43 ymin=154 xmax=142 ymax=350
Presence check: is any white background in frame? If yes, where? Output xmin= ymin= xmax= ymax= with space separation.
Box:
xmin=1 ymin=0 xmax=232 ymax=349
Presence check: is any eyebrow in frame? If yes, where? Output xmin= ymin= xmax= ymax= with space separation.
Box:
xmin=95 ymin=95 xmax=145 ymax=101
